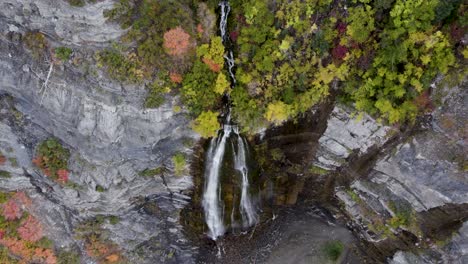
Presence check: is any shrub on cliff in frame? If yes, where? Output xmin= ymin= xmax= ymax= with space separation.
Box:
xmin=54 ymin=47 xmax=73 ymax=61
xmin=23 ymin=32 xmax=48 ymax=60
xmin=18 ymin=215 xmax=43 ymax=242
xmin=2 ymin=199 xmax=21 ymax=221
xmin=33 ymin=139 xmax=70 ymax=183
xmin=172 ymin=153 xmax=187 ymax=176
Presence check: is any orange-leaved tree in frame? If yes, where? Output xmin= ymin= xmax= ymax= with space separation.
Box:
xmin=18 ymin=215 xmax=43 ymax=242
xmin=163 ymin=27 xmax=191 ymax=56
xmin=2 ymin=199 xmax=22 ymax=221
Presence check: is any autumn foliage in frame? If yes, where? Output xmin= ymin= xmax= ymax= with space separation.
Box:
xmin=84 ymin=234 xmax=124 ymax=263
xmin=0 ymin=237 xmax=56 ymax=264
xmin=202 ymin=57 xmax=221 ymax=72
xmin=169 ymin=72 xmax=183 ymax=84
xmin=18 ymin=215 xmax=43 ymax=242
xmin=197 ymin=24 xmax=204 ymax=34
xmin=2 ymin=199 xmax=21 ymax=220
xmin=57 ymin=169 xmax=69 ymax=183
xmin=332 ymin=45 xmax=348 ymax=60
xmin=33 ymin=139 xmax=70 ymax=184
xmin=163 ymin=27 xmax=191 ymax=56
xmin=14 ymin=191 xmax=32 ymax=209
xmin=414 ymin=90 xmax=434 ymax=112
xmin=0 ymin=191 xmax=57 ymax=263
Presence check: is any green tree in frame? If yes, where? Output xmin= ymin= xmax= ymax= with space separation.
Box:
xmin=264 ymin=101 xmax=291 ymax=125
xmin=346 ymin=4 xmax=375 ymax=43
xmin=197 ymin=36 xmax=225 ymax=71
xmin=181 ymin=61 xmax=218 ymax=116
xmin=192 ymin=111 xmax=220 ymax=138
xmin=214 ymin=73 xmax=230 ymax=94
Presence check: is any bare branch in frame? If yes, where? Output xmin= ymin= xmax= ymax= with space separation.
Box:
xmin=40 ymin=62 xmax=54 ymax=105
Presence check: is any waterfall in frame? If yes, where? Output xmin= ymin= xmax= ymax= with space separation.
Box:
xmin=201 ymin=1 xmax=258 ymax=240
xmin=202 ymin=125 xmax=232 ymax=239
xmin=219 ymin=1 xmax=230 ymax=41
xmin=234 ymin=132 xmax=258 ymax=227
xmin=224 ymin=51 xmax=236 ymax=84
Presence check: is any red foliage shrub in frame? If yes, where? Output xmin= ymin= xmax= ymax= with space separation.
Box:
xmin=163 ymin=27 xmax=191 ymax=56
xmin=13 ymin=191 xmax=32 ymax=209
xmin=332 ymin=44 xmax=348 ymax=60
xmin=336 ymin=22 xmax=347 ymax=35
xmin=2 ymin=199 xmax=22 ymax=221
xmin=86 ymin=235 xmax=112 ymax=258
xmin=43 ymin=168 xmax=51 ymax=177
xmin=197 ymin=24 xmax=204 ymax=34
xmin=0 ymin=237 xmax=33 ymax=260
xmin=237 ymin=14 xmax=248 ymax=26
xmin=106 ymin=254 xmax=120 ymax=263
xmin=0 ymin=237 xmax=57 ymax=264
xmin=202 ymin=57 xmax=221 ymax=72
xmin=18 ymin=215 xmax=43 ymax=242
xmin=57 ymin=169 xmax=69 ymax=183
xmin=414 ymin=90 xmax=434 ymax=112
xmin=33 ymin=248 xmax=57 ymax=264
xmin=169 ymin=72 xmax=183 ymax=84
xmin=450 ymin=23 xmax=466 ymax=43
xmin=0 ymin=155 xmax=6 ymax=165
xmin=32 ymin=156 xmax=44 ymax=168
xmin=0 ymin=229 xmax=5 ymax=239
xmin=230 ymin=31 xmax=239 ymax=42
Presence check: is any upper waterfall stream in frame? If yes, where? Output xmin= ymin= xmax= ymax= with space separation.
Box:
xmin=201 ymin=1 xmax=258 ymax=240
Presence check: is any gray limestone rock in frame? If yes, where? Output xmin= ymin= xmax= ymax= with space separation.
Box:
xmin=315 ymin=106 xmax=392 ymax=170
xmin=0 ymin=0 xmax=198 ymax=262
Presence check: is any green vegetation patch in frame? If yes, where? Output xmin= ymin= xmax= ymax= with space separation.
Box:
xmin=172 ymin=153 xmax=186 ymax=176
xmin=191 ymin=110 xmax=220 ymax=138
xmin=0 ymin=170 xmax=11 ymax=178
xmin=96 ymin=47 xmax=146 ymax=83
xmin=230 ymin=0 xmax=462 ymax=130
xmin=95 ymin=185 xmax=105 ymax=192
xmin=108 ymin=215 xmax=120 ymax=225
xmin=100 ymin=0 xmax=464 ymax=136
xmin=33 ymin=138 xmax=70 ymax=182
xmin=322 ymin=240 xmax=344 ymax=261
xmin=23 ymin=32 xmax=48 ymax=59
xmin=139 ymin=167 xmax=163 ymax=177
xmin=67 ymin=0 xmax=85 ymax=7
xmin=57 ymin=250 xmax=80 ymax=264
xmin=387 ymin=200 xmax=415 ymax=229
xmin=8 ymin=158 xmax=18 ymax=167
xmin=55 ymin=47 xmax=73 ymax=61
xmin=309 ymin=165 xmax=328 ymax=175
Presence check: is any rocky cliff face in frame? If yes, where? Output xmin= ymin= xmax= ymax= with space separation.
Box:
xmin=334 ymin=79 xmax=468 ymax=263
xmin=1 ymin=0 xmax=197 ymax=263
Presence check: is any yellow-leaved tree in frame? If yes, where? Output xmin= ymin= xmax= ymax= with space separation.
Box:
xmin=192 ymin=111 xmax=220 ymax=138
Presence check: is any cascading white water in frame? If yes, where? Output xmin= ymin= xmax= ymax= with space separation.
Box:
xmin=202 ymin=1 xmax=258 ymax=240
xmin=234 ymin=131 xmax=258 ymax=227
xmin=219 ymin=1 xmax=230 ymax=41
xmin=202 ymin=125 xmax=232 ymax=239
xmin=224 ymin=51 xmax=236 ymax=84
